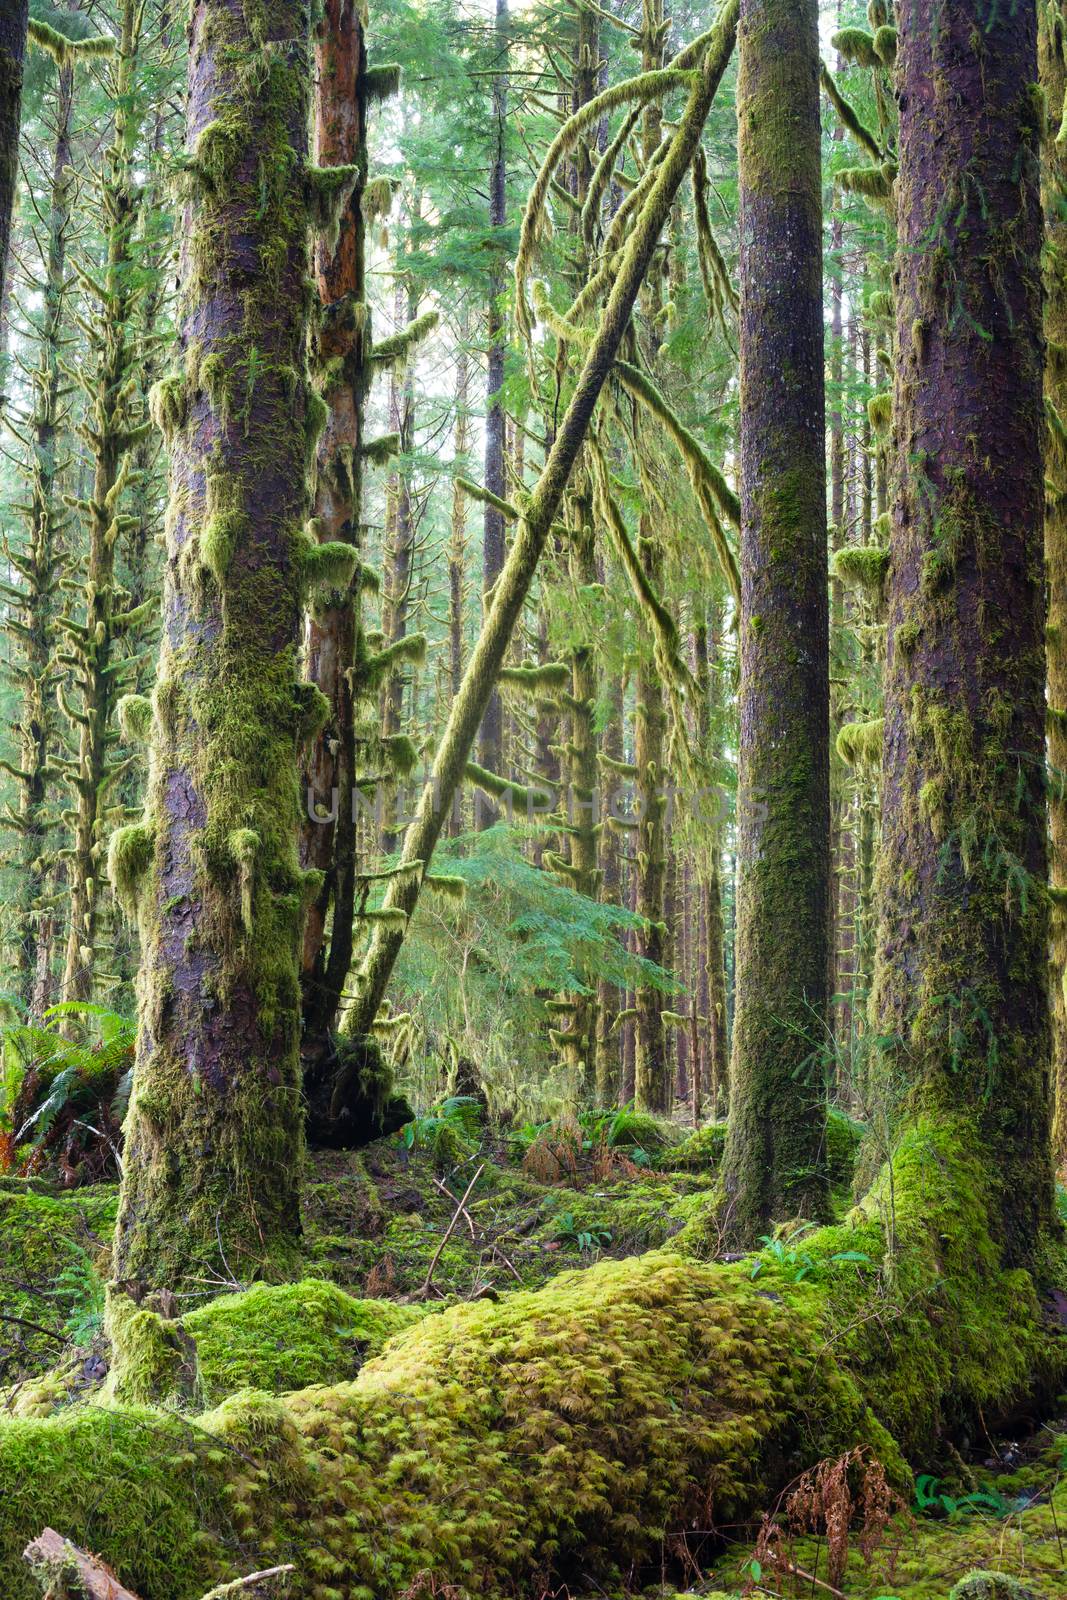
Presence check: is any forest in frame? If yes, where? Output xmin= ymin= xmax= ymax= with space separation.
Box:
xmin=0 ymin=0 xmax=1066 ymax=1596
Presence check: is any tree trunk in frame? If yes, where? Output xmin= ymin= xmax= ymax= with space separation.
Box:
xmin=60 ymin=0 xmax=149 ymax=1008
xmin=300 ymin=0 xmax=369 ymax=1062
xmin=874 ymin=0 xmax=1054 ymax=1262
xmin=6 ymin=53 xmax=75 ymax=1006
xmin=1041 ymin=3 xmax=1067 ymax=1171
xmin=112 ymin=0 xmax=315 ymax=1289
xmin=475 ymin=0 xmax=509 ymax=823
xmin=0 ymin=0 xmax=27 ymax=321
xmin=721 ymin=0 xmax=830 ymax=1238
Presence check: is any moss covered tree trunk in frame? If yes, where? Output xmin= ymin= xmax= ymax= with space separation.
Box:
xmin=874 ymin=0 xmax=1055 ymax=1261
xmin=3 ymin=52 xmax=75 ymax=1005
xmin=0 ymin=0 xmax=27 ymax=321
xmin=1041 ymin=1 xmax=1067 ymax=1170
xmin=300 ymin=0 xmax=370 ymax=1066
xmin=112 ymin=0 xmax=321 ymax=1288
xmin=720 ymin=0 xmax=830 ymax=1238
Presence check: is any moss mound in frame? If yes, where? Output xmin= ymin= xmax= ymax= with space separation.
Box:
xmin=0 ymin=1117 xmax=1062 ymax=1599
xmin=185 ymin=1278 xmax=425 ymax=1403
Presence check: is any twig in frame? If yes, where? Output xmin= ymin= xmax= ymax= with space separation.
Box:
xmin=420 ymin=1164 xmax=485 ymax=1296
xmin=0 ymin=1310 xmax=64 ymax=1342
xmin=770 ymin=1556 xmax=846 ymax=1599
xmin=198 ymin=1564 xmax=295 ymax=1599
xmin=432 ymin=1174 xmax=476 ymax=1238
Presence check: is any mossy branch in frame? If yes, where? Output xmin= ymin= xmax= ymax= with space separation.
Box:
xmin=613 ymin=359 xmax=741 ymax=600
xmin=819 ymin=62 xmax=882 ymax=161
xmin=371 ymin=312 xmax=439 ymax=368
xmin=454 ymin=476 xmax=519 ymax=520
xmin=498 ymin=662 xmax=570 ymax=692
xmin=515 ymin=67 xmax=701 ymax=342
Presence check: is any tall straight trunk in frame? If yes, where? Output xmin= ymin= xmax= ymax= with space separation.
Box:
xmin=381 ymin=272 xmax=418 ymax=739
xmin=476 ymin=0 xmax=509 ymax=821
xmin=632 ymin=523 xmax=669 ymax=1113
xmin=594 ymin=667 xmax=625 ymax=1103
xmin=632 ymin=0 xmax=670 ymax=1116
xmin=693 ymin=615 xmax=728 ymax=1115
xmin=874 ymin=0 xmax=1053 ymax=1262
xmin=0 ymin=0 xmax=28 ymax=320
xmin=4 ymin=53 xmax=75 ymax=1005
xmin=113 ymin=0 xmax=315 ymax=1288
xmin=721 ymin=0 xmax=830 ymax=1238
xmin=300 ymin=0 xmax=370 ymax=1059
xmin=344 ymin=7 xmax=741 ymax=1038
xmin=1041 ymin=4 xmax=1067 ymax=1170
xmin=449 ymin=347 xmax=470 ymax=702
xmin=60 ymin=0 xmax=150 ymax=1006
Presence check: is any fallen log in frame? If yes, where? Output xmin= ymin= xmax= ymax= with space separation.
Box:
xmin=23 ymin=1530 xmax=294 ymax=1600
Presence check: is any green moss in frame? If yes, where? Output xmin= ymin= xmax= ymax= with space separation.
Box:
xmin=663 ymin=1120 xmax=727 ymax=1170
xmin=148 ymin=373 xmax=186 ymax=439
xmin=104 ymin=1293 xmax=201 ymax=1409
xmin=873 ymin=24 xmax=898 ymax=66
xmin=185 ymin=1279 xmax=425 ymax=1405
xmin=116 ymin=693 xmax=153 ymax=744
xmin=836 ymin=717 xmax=884 ymax=767
xmin=107 ymin=822 xmax=155 ymax=917
xmin=832 ymin=26 xmax=879 ymax=69
xmin=868 ymin=389 xmax=893 ymax=434
xmin=832 ymin=543 xmax=889 ymax=598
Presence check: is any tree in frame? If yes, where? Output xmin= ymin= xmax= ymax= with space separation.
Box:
xmin=111 ymin=0 xmax=329 ymax=1288
xmin=720 ymin=0 xmax=831 ymax=1238
xmin=57 ymin=0 xmax=153 ymax=1008
xmin=873 ymin=0 xmax=1055 ymax=1262
xmin=475 ymin=0 xmax=510 ymax=825
xmin=1041 ymin=0 xmax=1067 ymax=1168
xmin=0 ymin=0 xmax=29 ymax=322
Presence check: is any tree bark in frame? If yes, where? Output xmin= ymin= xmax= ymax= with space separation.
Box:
xmin=6 ymin=52 xmax=75 ymax=1007
xmin=874 ymin=0 xmax=1054 ymax=1262
xmin=721 ymin=0 xmax=830 ymax=1238
xmin=112 ymin=0 xmax=315 ymax=1289
xmin=1041 ymin=2 xmax=1067 ymax=1171
xmin=0 ymin=0 xmax=27 ymax=323
xmin=475 ymin=0 xmax=509 ymax=824
xmin=300 ymin=0 xmax=369 ymax=1062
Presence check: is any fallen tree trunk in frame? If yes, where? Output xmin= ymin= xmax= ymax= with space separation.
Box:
xmin=1 ymin=1120 xmax=1063 ymax=1599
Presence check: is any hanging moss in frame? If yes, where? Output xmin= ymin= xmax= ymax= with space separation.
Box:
xmin=361 ymin=174 xmax=394 ymax=222
xmin=381 ymin=733 xmax=419 ymax=775
xmin=27 ymin=18 xmax=113 ymax=68
xmin=107 ymin=823 xmax=155 ymax=917
xmin=301 ymin=536 xmax=360 ymax=594
xmin=423 ymin=873 xmax=467 ymax=900
xmin=832 ymin=543 xmax=890 ymax=599
xmin=147 ymin=374 xmax=186 ymax=439
xmin=839 ymin=161 xmax=897 ymax=202
xmin=370 ymin=310 xmax=439 ymax=367
xmin=116 ymin=693 xmax=153 ymax=744
xmin=873 ymin=24 xmax=898 ymax=66
xmin=498 ymin=661 xmax=571 ymax=691
xmin=362 ymin=431 xmax=399 ymax=465
xmin=868 ymin=390 xmax=893 ymax=434
xmin=832 ymin=27 xmax=880 ymax=70
xmin=836 ymin=717 xmax=885 ymax=767
xmin=364 ymin=61 xmax=401 ymax=101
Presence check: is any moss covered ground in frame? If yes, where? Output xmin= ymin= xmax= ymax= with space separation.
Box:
xmin=0 ymin=1111 xmax=1065 ymax=1600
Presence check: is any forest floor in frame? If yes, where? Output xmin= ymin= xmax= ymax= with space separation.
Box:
xmin=1 ymin=1108 xmax=1066 ymax=1599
